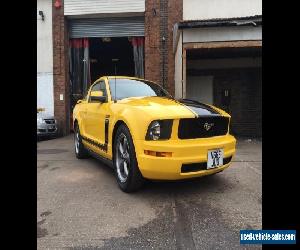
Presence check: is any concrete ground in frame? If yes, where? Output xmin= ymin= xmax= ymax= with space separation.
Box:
xmin=37 ymin=135 xmax=262 ymax=250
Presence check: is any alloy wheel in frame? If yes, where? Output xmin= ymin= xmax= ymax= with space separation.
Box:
xmin=116 ymin=133 xmax=130 ymax=183
xmin=75 ymin=129 xmax=80 ymax=154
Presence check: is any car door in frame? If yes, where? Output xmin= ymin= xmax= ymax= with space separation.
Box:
xmin=85 ymin=80 xmax=110 ymax=156
xmin=76 ymin=95 xmax=89 ymax=138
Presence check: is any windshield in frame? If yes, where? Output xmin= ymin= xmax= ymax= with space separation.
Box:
xmin=108 ymin=78 xmax=171 ymax=100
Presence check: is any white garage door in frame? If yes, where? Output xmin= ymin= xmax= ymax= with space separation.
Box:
xmin=186 ymin=76 xmax=213 ymax=105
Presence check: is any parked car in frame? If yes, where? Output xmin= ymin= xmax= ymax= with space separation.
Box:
xmin=73 ymin=76 xmax=236 ymax=192
xmin=37 ymin=109 xmax=58 ymax=139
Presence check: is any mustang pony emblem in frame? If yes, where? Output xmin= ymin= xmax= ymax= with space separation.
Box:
xmin=204 ymin=122 xmax=214 ymax=131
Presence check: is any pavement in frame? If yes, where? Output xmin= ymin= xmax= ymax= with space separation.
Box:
xmin=37 ymin=135 xmax=262 ymax=250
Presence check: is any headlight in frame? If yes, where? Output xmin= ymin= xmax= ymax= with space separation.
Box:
xmin=146 ymin=120 xmax=173 ymax=140
xmin=149 ymin=121 xmax=161 ymax=140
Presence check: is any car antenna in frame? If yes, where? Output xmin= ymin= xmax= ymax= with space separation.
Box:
xmin=112 ymin=58 xmax=119 ymax=103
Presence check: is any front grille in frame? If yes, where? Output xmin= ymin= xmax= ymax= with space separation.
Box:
xmin=44 ymin=119 xmax=55 ymax=124
xmin=181 ymin=156 xmax=232 ymax=173
xmin=178 ymin=116 xmax=229 ymax=139
xmin=48 ymin=129 xmax=56 ymax=132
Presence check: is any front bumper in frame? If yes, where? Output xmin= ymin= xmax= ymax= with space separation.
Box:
xmin=135 ymin=134 xmax=236 ymax=180
xmin=37 ymin=124 xmax=58 ymax=136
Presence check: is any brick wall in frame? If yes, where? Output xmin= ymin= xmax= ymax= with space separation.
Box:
xmin=160 ymin=0 xmax=168 ymax=88
xmin=52 ymin=0 xmax=70 ymax=135
xmin=145 ymin=0 xmax=161 ymax=84
xmin=145 ymin=0 xmax=182 ymax=95
xmin=167 ymin=0 xmax=182 ymax=96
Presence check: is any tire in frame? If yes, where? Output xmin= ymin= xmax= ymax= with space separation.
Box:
xmin=113 ymin=124 xmax=144 ymax=192
xmin=74 ymin=123 xmax=89 ymax=159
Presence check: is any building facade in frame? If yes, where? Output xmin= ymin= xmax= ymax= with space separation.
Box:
xmin=47 ymin=0 xmax=262 ymax=138
xmin=174 ymin=0 xmax=262 ymax=137
xmin=37 ymin=0 xmax=54 ymax=115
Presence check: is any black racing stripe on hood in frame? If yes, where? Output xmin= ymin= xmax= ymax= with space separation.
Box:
xmin=177 ymin=99 xmax=220 ymax=116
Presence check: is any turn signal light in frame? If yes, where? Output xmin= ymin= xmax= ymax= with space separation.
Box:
xmin=144 ymin=150 xmax=172 ymax=157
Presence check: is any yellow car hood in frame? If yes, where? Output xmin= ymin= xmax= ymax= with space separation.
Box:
xmin=116 ymin=96 xmax=228 ymax=119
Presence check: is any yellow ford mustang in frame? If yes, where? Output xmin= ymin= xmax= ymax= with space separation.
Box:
xmin=73 ymin=76 xmax=236 ymax=192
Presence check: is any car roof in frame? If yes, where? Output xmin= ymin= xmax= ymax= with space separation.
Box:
xmin=95 ymin=76 xmax=152 ymax=82
xmin=92 ymin=76 xmax=171 ymax=96
xmin=107 ymin=76 xmax=138 ymax=79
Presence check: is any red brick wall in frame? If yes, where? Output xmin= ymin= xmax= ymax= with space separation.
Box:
xmin=167 ymin=0 xmax=182 ymax=96
xmin=145 ymin=0 xmax=161 ymax=84
xmin=52 ymin=0 xmax=70 ymax=135
xmin=145 ymin=0 xmax=182 ymax=96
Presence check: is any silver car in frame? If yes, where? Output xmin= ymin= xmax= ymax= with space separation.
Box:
xmin=37 ymin=110 xmax=58 ymax=138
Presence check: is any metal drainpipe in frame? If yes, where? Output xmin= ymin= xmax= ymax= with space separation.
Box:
xmin=162 ymin=36 xmax=166 ymax=88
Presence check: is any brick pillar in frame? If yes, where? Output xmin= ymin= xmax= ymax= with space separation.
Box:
xmin=52 ymin=0 xmax=70 ymax=136
xmin=145 ymin=0 xmax=161 ymax=84
xmin=145 ymin=0 xmax=182 ymax=96
xmin=160 ymin=0 xmax=168 ymax=89
xmin=167 ymin=0 xmax=182 ymax=96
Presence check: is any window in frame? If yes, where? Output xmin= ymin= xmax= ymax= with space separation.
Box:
xmin=89 ymin=81 xmax=107 ymax=102
xmin=91 ymin=82 xmax=100 ymax=92
xmin=99 ymin=81 xmax=107 ymax=96
xmin=108 ymin=79 xmax=170 ymax=100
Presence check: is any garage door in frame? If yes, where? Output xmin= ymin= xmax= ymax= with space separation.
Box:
xmin=69 ymin=16 xmax=145 ymax=38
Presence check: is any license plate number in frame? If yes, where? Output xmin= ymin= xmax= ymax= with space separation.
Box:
xmin=207 ymin=149 xmax=223 ymax=169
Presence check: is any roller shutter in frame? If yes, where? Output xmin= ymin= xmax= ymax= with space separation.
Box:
xmin=69 ymin=16 xmax=145 ymax=38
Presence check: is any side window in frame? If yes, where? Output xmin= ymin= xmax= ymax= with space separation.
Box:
xmin=89 ymin=82 xmax=100 ymax=102
xmin=89 ymin=81 xmax=107 ymax=102
xmin=91 ymin=82 xmax=100 ymax=92
xmin=99 ymin=81 xmax=107 ymax=97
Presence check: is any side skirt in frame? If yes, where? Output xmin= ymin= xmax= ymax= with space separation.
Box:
xmin=86 ymin=148 xmax=114 ymax=169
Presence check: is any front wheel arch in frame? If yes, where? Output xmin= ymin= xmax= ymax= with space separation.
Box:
xmin=112 ymin=120 xmax=128 ymax=160
xmin=111 ymin=120 xmax=142 ymax=172
xmin=113 ymin=123 xmax=144 ymax=192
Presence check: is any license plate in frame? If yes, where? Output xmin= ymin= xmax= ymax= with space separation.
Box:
xmin=207 ymin=149 xmax=223 ymax=169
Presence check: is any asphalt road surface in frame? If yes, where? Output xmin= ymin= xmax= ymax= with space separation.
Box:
xmin=37 ymin=135 xmax=262 ymax=249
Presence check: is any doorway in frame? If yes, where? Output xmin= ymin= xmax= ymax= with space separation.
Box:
xmin=69 ymin=36 xmax=144 ymax=131
xmin=89 ymin=37 xmax=135 ymax=82
xmin=186 ymin=46 xmax=262 ymax=138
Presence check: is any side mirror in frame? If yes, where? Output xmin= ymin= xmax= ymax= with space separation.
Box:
xmin=90 ymin=91 xmax=107 ymax=103
xmin=77 ymin=100 xmax=82 ymax=104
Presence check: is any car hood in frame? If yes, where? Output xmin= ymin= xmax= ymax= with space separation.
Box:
xmin=37 ymin=112 xmax=55 ymax=119
xmin=116 ymin=96 xmax=227 ymax=119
